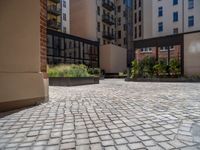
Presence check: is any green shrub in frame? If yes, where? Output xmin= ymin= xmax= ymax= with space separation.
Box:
xmin=88 ymin=68 xmax=101 ymax=76
xmin=119 ymin=71 xmax=127 ymax=77
xmin=169 ymin=58 xmax=181 ymax=76
xmin=48 ymin=64 xmax=91 ymax=77
xmin=140 ymin=56 xmax=156 ymax=77
xmin=153 ymin=59 xmax=168 ymax=77
xmin=131 ymin=56 xmax=182 ymax=78
xmin=132 ymin=56 xmax=156 ymax=78
xmin=131 ymin=60 xmax=139 ymax=78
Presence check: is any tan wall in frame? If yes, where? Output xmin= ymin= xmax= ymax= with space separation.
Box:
xmin=143 ymin=0 xmax=152 ymax=39
xmin=0 ymin=0 xmax=40 ymax=73
xmin=184 ymin=33 xmax=200 ymax=76
xmin=70 ymin=0 xmax=97 ymax=41
xmin=0 ymin=0 xmax=47 ymax=110
xmin=100 ymin=44 xmax=127 ymax=73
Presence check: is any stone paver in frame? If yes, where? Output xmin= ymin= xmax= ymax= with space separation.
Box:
xmin=0 ymin=79 xmax=200 ymax=150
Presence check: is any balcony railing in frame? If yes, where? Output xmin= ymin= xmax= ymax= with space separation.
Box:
xmin=49 ymin=0 xmax=60 ymax=4
xmin=102 ymin=0 xmax=115 ymax=11
xmin=47 ymin=20 xmax=61 ymax=30
xmin=47 ymin=5 xmax=61 ymax=16
xmin=103 ymin=31 xmax=115 ymax=40
xmin=102 ymin=14 xmax=115 ymax=25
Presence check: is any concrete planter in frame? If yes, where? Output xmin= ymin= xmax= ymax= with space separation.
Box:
xmin=125 ymin=77 xmax=200 ymax=82
xmin=49 ymin=77 xmax=99 ymax=86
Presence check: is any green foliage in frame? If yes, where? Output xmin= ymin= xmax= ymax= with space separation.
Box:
xmin=169 ymin=58 xmax=180 ymax=75
xmin=130 ymin=56 xmax=181 ymax=78
xmin=48 ymin=64 xmax=91 ymax=77
xmin=131 ymin=57 xmax=156 ymax=78
xmin=88 ymin=68 xmax=101 ymax=76
xmin=119 ymin=71 xmax=127 ymax=77
xmin=140 ymin=56 xmax=156 ymax=77
xmin=131 ymin=60 xmax=139 ymax=78
xmin=153 ymin=59 xmax=168 ymax=76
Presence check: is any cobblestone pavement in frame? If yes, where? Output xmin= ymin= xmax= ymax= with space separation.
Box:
xmin=0 ymin=79 xmax=200 ymax=150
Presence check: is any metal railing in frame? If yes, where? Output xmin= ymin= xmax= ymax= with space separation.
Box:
xmin=47 ymin=20 xmax=61 ymax=30
xmin=103 ymin=31 xmax=115 ymax=40
xmin=47 ymin=5 xmax=62 ymax=16
xmin=49 ymin=0 xmax=60 ymax=4
xmin=102 ymin=14 xmax=115 ymax=25
xmin=102 ymin=0 xmax=115 ymax=11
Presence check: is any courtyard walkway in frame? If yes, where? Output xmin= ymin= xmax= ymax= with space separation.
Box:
xmin=0 ymin=79 xmax=200 ymax=150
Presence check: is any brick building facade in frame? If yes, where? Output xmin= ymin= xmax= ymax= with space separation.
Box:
xmin=40 ymin=0 xmax=47 ymax=76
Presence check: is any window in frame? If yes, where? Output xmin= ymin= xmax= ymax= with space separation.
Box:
xmin=124 ymin=38 xmax=127 ymax=45
xmin=173 ymin=0 xmax=178 ymax=5
xmin=139 ymin=10 xmax=141 ymax=21
xmin=134 ymin=27 xmax=137 ymax=38
xmin=63 ymin=27 xmax=66 ymax=33
xmin=141 ymin=47 xmax=152 ymax=52
xmin=134 ymin=13 xmax=137 ymax=23
xmin=188 ymin=0 xmax=194 ymax=9
xmin=134 ymin=0 xmax=137 ymax=10
xmin=118 ymin=31 xmax=121 ymax=39
xmin=118 ymin=6 xmax=121 ymax=12
xmin=118 ymin=17 xmax=121 ymax=25
xmin=173 ymin=12 xmax=178 ymax=22
xmin=173 ymin=28 xmax=178 ymax=34
xmin=139 ymin=25 xmax=142 ymax=37
xmin=63 ymin=0 xmax=66 ymax=8
xmin=123 ymin=11 xmax=126 ymax=17
xmin=160 ymin=47 xmax=167 ymax=51
xmin=97 ymin=6 xmax=100 ymax=15
xmin=63 ymin=13 xmax=66 ymax=21
xmin=188 ymin=16 xmax=194 ymax=27
xmin=170 ymin=46 xmax=174 ymax=50
xmin=139 ymin=0 xmax=141 ymax=7
xmin=158 ymin=22 xmax=163 ymax=32
xmin=98 ymin=38 xmax=101 ymax=43
xmin=124 ymin=24 xmax=126 ymax=31
xmin=123 ymin=0 xmax=126 ymax=4
xmin=97 ymin=22 xmax=100 ymax=32
xmin=158 ymin=7 xmax=163 ymax=17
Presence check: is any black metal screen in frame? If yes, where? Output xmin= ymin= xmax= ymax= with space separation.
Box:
xmin=47 ymin=29 xmax=100 ymax=68
xmin=133 ymin=33 xmax=184 ymax=75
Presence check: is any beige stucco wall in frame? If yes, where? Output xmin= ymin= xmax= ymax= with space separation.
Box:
xmin=184 ymin=32 xmax=200 ymax=76
xmin=100 ymin=44 xmax=127 ymax=73
xmin=0 ymin=0 xmax=47 ymax=104
xmin=0 ymin=0 xmax=40 ymax=72
xmin=70 ymin=0 xmax=97 ymax=41
xmin=143 ymin=0 xmax=152 ymax=39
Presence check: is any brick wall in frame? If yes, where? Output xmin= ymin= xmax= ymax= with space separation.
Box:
xmin=40 ymin=0 xmax=47 ymax=77
xmin=136 ymin=45 xmax=181 ymax=62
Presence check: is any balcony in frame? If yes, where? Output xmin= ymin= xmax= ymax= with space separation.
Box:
xmin=47 ymin=5 xmax=61 ymax=16
xmin=49 ymin=0 xmax=60 ymax=4
xmin=103 ymin=31 xmax=115 ymax=40
xmin=47 ymin=20 xmax=61 ymax=30
xmin=102 ymin=0 xmax=115 ymax=11
xmin=102 ymin=14 xmax=115 ymax=25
